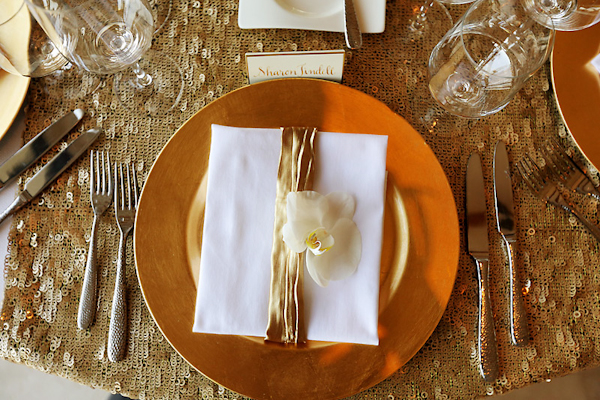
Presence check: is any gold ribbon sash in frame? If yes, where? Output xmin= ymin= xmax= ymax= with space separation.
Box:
xmin=265 ymin=127 xmax=317 ymax=344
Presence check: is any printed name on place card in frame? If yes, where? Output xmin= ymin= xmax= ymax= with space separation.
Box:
xmin=245 ymin=50 xmax=345 ymax=84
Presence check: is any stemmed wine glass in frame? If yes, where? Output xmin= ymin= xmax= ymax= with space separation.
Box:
xmin=0 ymin=0 xmax=100 ymax=99
xmin=403 ymin=0 xmax=478 ymax=135
xmin=521 ymin=0 xmax=600 ymax=31
xmin=405 ymin=0 xmax=477 ymax=49
xmin=26 ymin=0 xmax=184 ymax=115
xmin=427 ymin=0 xmax=555 ymax=118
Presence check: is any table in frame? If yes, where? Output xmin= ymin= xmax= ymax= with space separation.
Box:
xmin=2 ymin=1 xmax=600 ymax=399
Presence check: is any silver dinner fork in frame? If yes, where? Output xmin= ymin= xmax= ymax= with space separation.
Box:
xmin=78 ymin=151 xmax=112 ymax=330
xmin=517 ymin=154 xmax=600 ymax=241
xmin=108 ymin=163 xmax=139 ymax=362
xmin=541 ymin=139 xmax=600 ymax=200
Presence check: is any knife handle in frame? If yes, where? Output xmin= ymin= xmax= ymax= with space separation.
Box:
xmin=78 ymin=215 xmax=99 ymax=329
xmin=475 ymin=258 xmax=499 ymax=382
xmin=504 ymin=238 xmax=530 ymax=346
xmin=0 ymin=196 xmax=26 ymax=226
xmin=343 ymin=0 xmax=362 ymax=49
xmin=108 ymin=231 xmax=128 ymax=362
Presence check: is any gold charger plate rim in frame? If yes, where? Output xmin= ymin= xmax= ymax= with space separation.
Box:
xmin=550 ymin=24 xmax=600 ymax=169
xmin=134 ymin=78 xmax=459 ymax=400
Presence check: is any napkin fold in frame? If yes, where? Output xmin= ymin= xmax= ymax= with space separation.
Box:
xmin=193 ymin=125 xmax=388 ymax=345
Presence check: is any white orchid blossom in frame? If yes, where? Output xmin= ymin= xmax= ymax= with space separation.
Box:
xmin=282 ymin=191 xmax=362 ymax=287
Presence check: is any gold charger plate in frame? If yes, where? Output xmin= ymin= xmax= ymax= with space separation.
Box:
xmin=134 ymin=79 xmax=459 ymax=400
xmin=0 ymin=70 xmax=29 ymax=139
xmin=551 ymin=23 xmax=600 ymax=168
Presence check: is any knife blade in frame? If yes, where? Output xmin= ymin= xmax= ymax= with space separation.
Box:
xmin=0 ymin=128 xmax=101 ymax=225
xmin=466 ymin=152 xmax=499 ymax=382
xmin=0 ymin=109 xmax=84 ymax=189
xmin=493 ymin=140 xmax=530 ymax=347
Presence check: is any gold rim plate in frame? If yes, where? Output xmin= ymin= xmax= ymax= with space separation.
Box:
xmin=0 ymin=70 xmax=29 ymax=140
xmin=134 ymin=79 xmax=459 ymax=400
xmin=551 ymin=24 xmax=600 ymax=168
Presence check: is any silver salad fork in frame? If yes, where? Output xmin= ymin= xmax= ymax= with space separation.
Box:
xmin=108 ymin=163 xmax=139 ymax=362
xmin=78 ymin=151 xmax=112 ymax=330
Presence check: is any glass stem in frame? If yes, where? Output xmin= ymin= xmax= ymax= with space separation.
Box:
xmin=132 ymin=62 xmax=153 ymax=88
xmin=418 ymin=0 xmax=434 ymax=24
xmin=410 ymin=0 xmax=434 ymax=32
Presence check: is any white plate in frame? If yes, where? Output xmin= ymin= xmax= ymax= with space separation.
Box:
xmin=238 ymin=0 xmax=386 ymax=33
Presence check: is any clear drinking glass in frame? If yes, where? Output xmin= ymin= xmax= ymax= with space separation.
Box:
xmin=0 ymin=0 xmax=67 ymax=77
xmin=521 ymin=0 xmax=600 ymax=31
xmin=405 ymin=0 xmax=478 ymax=48
xmin=26 ymin=0 xmax=183 ymax=115
xmin=0 ymin=0 xmax=101 ymax=99
xmin=427 ymin=0 xmax=555 ymax=118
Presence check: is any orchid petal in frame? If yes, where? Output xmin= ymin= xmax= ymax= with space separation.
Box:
xmin=322 ymin=192 xmax=356 ymax=229
xmin=285 ymin=191 xmax=329 ymax=240
xmin=282 ymin=222 xmax=307 ymax=253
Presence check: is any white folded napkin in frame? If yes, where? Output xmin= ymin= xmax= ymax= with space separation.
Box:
xmin=193 ymin=124 xmax=388 ymax=345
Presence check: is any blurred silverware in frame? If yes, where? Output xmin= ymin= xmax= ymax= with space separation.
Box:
xmin=466 ymin=152 xmax=499 ymax=382
xmin=541 ymin=139 xmax=600 ymax=200
xmin=517 ymin=154 xmax=600 ymax=241
xmin=108 ymin=163 xmax=139 ymax=362
xmin=343 ymin=0 xmax=362 ymax=49
xmin=78 ymin=150 xmax=113 ymax=330
xmin=493 ymin=141 xmax=529 ymax=347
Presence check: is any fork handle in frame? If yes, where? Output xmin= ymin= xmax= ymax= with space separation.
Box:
xmin=559 ymin=200 xmax=600 ymax=242
xmin=504 ymin=238 xmax=529 ymax=346
xmin=576 ymin=180 xmax=600 ymax=201
xmin=108 ymin=232 xmax=128 ymax=362
xmin=78 ymin=215 xmax=99 ymax=329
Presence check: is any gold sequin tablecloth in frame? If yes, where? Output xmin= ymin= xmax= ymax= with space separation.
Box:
xmin=2 ymin=1 xmax=600 ymax=399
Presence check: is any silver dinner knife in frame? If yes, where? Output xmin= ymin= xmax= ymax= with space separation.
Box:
xmin=493 ymin=140 xmax=530 ymax=346
xmin=466 ymin=152 xmax=499 ymax=382
xmin=0 ymin=109 xmax=84 ymax=189
xmin=0 ymin=128 xmax=102 ymax=225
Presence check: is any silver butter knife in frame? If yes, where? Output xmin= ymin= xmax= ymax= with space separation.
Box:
xmin=466 ymin=152 xmax=499 ymax=382
xmin=493 ymin=140 xmax=529 ymax=346
xmin=0 ymin=128 xmax=102 ymax=225
xmin=0 ymin=109 xmax=84 ymax=189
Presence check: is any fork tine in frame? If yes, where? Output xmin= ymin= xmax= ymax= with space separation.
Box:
xmin=518 ymin=154 xmax=544 ymax=193
xmin=517 ymin=159 xmax=535 ymax=191
xmin=549 ymin=139 xmax=574 ymax=168
xmin=132 ymin=165 xmax=139 ymax=206
xmin=120 ymin=163 xmax=126 ymax=210
xmin=125 ymin=163 xmax=131 ymax=210
xmin=96 ymin=150 xmax=102 ymax=193
xmin=543 ymin=141 xmax=570 ymax=179
xmin=90 ymin=151 xmax=95 ymax=196
xmin=106 ymin=153 xmax=112 ymax=196
xmin=101 ymin=151 xmax=106 ymax=194
xmin=114 ymin=162 xmax=120 ymax=210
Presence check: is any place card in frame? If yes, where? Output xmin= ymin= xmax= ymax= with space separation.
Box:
xmin=245 ymin=50 xmax=345 ymax=84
